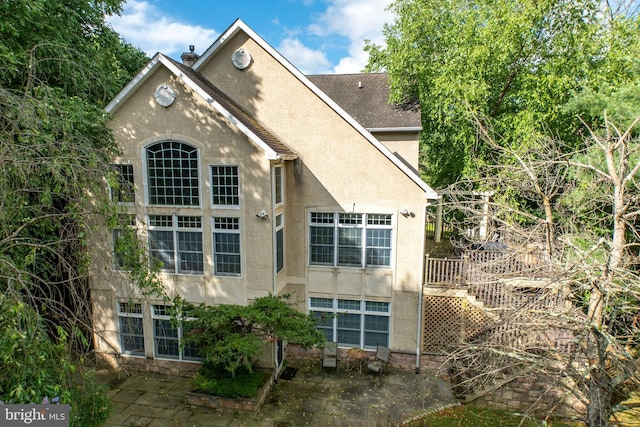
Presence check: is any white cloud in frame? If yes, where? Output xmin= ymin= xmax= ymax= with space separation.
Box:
xmin=309 ymin=0 xmax=393 ymax=73
xmin=107 ymin=1 xmax=217 ymax=58
xmin=277 ymin=38 xmax=332 ymax=75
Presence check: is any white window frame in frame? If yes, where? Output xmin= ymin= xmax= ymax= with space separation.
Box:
xmin=118 ymin=302 xmax=145 ymax=357
xmin=210 ymin=164 xmax=240 ymax=208
xmin=308 ymin=298 xmax=390 ymax=349
xmin=275 ymin=213 xmax=284 ymax=274
xmin=148 ymin=215 xmax=204 ymax=275
xmin=144 ymin=141 xmax=201 ymax=207
xmin=212 ymin=217 xmax=242 ymax=277
xmin=273 ymin=165 xmax=283 ymax=206
xmin=309 ymin=212 xmax=393 ymax=268
xmin=151 ymin=305 xmax=202 ymax=362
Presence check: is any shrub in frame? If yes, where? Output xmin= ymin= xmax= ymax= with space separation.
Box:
xmin=192 ymin=363 xmax=268 ymax=398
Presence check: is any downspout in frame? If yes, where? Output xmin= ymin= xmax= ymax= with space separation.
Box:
xmin=416 ymin=204 xmax=429 ymax=373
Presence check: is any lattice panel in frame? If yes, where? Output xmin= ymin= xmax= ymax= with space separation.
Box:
xmin=422 ymin=295 xmax=492 ymax=351
xmin=422 ymin=296 xmax=463 ymax=349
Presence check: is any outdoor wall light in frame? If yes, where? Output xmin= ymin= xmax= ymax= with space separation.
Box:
xmin=256 ymin=209 xmax=269 ymax=219
xmin=400 ymin=208 xmax=415 ymax=218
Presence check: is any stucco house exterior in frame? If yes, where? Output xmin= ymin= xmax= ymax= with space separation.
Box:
xmin=89 ymin=19 xmax=438 ymax=373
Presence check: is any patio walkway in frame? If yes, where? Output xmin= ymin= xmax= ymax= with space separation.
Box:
xmin=101 ymin=358 xmax=457 ymax=426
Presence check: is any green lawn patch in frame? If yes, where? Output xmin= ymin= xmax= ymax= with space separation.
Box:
xmin=407 ymin=405 xmax=581 ymax=427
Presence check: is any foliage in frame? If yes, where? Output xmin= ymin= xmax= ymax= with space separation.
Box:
xmin=441 ymin=117 xmax=640 ymax=427
xmin=0 ymin=297 xmax=112 ymax=426
xmin=366 ymin=0 xmax=639 ymax=187
xmin=181 ymin=295 xmax=325 ymax=378
xmin=0 ymin=1 xmax=148 ymax=425
xmin=192 ymin=364 xmax=269 ymax=398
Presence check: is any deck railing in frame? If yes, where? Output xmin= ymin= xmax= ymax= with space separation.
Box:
xmin=425 ymin=251 xmax=552 ymax=286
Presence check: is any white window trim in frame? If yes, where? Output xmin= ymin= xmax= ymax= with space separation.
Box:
xmin=308 ymin=298 xmax=391 ymax=349
xmin=147 ymin=214 xmax=204 ymax=275
xmin=151 ymin=305 xmax=202 ymax=362
xmin=212 ymin=216 xmax=242 ymax=277
xmin=142 ymin=141 xmax=203 ymax=208
xmin=275 ymin=213 xmax=284 ymax=274
xmin=308 ymin=212 xmax=393 ymax=269
xmin=210 ymin=164 xmax=241 ymax=209
xmin=117 ymin=302 xmax=145 ymax=357
xmin=273 ymin=164 xmax=284 ymax=207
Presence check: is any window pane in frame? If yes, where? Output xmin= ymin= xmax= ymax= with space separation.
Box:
xmin=177 ymin=231 xmax=203 ymax=274
xmin=147 ymin=141 xmax=199 ymax=206
xmin=276 ymin=227 xmax=284 ymax=273
xmin=213 ymin=226 xmax=241 ymax=275
xmin=310 ymin=226 xmax=333 ymax=265
xmin=274 ymin=166 xmax=283 ymax=205
xmin=338 ymin=228 xmax=362 ymax=267
xmin=112 ymin=164 xmax=135 ymax=203
xmin=119 ymin=316 xmax=144 ymax=356
xmin=310 ymin=297 xmax=333 ymax=309
xmin=211 ymin=165 xmax=239 ymax=206
xmin=154 ymin=319 xmax=179 ymax=359
xmin=365 ymin=301 xmax=390 ymax=313
xmin=366 ymin=229 xmax=391 ymax=267
xmin=149 ymin=230 xmax=175 ymax=271
xmin=338 ymin=300 xmax=361 ymax=311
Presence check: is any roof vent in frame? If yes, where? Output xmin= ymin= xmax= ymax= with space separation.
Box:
xmin=180 ymin=45 xmax=199 ymax=67
xmin=358 ymin=81 xmax=363 ymax=89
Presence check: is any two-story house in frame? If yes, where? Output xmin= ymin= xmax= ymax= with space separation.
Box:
xmin=89 ymin=19 xmax=438 ymax=373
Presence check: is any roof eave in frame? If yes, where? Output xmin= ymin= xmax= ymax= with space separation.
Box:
xmin=368 ymin=126 xmax=423 ymax=133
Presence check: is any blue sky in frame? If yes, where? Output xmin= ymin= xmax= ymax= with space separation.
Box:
xmin=107 ymin=0 xmax=395 ymax=74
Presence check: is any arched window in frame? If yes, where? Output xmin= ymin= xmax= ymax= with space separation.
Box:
xmin=146 ymin=141 xmax=199 ymax=206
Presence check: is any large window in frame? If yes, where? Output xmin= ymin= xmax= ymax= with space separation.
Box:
xmin=148 ymin=215 xmax=203 ymax=274
xmin=309 ymin=298 xmax=390 ymax=349
xmin=111 ymin=164 xmax=135 ymax=203
xmin=309 ymin=213 xmax=392 ymax=268
xmin=211 ymin=165 xmax=239 ymax=206
xmin=152 ymin=305 xmax=201 ymax=361
xmin=212 ymin=217 xmax=241 ymax=276
xmin=118 ymin=302 xmax=145 ymax=356
xmin=146 ymin=141 xmax=199 ymax=206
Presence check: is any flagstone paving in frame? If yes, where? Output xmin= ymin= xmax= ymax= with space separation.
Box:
xmin=101 ymin=358 xmax=457 ymax=426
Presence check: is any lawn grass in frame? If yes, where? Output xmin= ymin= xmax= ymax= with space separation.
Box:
xmin=407 ymin=405 xmax=582 ymax=427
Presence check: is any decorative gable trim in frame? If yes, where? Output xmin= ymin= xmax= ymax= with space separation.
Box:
xmin=194 ymin=19 xmax=438 ymax=200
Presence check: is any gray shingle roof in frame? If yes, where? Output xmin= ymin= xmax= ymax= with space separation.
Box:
xmin=307 ymin=73 xmax=421 ymax=130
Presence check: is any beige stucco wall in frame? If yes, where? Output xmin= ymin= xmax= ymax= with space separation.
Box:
xmin=197 ymin=31 xmax=428 ymax=353
xmin=373 ymin=131 xmax=420 ymax=172
xmin=91 ymin=27 xmax=432 ymax=363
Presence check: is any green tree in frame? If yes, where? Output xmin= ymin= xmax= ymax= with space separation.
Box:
xmin=366 ymin=0 xmax=638 ymax=187
xmin=0 ymin=0 xmax=148 ymax=424
xmin=181 ymin=295 xmax=325 ymax=378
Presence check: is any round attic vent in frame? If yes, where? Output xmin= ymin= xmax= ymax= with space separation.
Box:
xmin=154 ymin=84 xmax=176 ymax=107
xmin=232 ymin=48 xmax=252 ymax=70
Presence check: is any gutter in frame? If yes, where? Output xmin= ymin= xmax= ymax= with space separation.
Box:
xmin=367 ymin=126 xmax=422 ymax=133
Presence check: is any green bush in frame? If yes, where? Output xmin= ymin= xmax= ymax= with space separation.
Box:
xmin=192 ymin=363 xmax=268 ymax=398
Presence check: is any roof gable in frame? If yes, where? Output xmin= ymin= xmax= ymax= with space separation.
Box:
xmin=105 ymin=53 xmax=297 ymax=161
xmin=194 ymin=20 xmax=437 ymax=200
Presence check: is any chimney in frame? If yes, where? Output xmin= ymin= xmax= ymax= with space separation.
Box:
xmin=181 ymin=45 xmax=199 ymax=67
